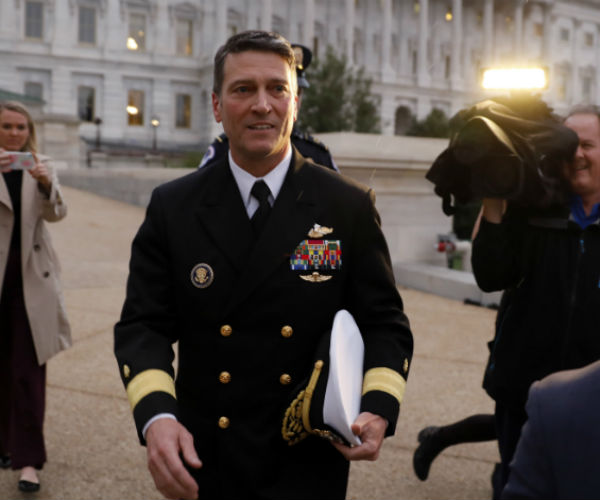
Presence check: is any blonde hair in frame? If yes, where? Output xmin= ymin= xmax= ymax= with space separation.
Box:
xmin=0 ymin=100 xmax=38 ymax=153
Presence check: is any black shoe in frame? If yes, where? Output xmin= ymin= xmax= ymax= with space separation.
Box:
xmin=18 ymin=479 xmax=40 ymax=493
xmin=413 ymin=426 xmax=444 ymax=481
xmin=0 ymin=455 xmax=11 ymax=469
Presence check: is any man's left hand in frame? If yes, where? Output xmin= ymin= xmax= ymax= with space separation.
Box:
xmin=331 ymin=412 xmax=388 ymax=461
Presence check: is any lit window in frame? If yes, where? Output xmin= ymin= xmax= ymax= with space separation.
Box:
xmin=25 ymin=1 xmax=44 ymax=39
xmin=128 ymin=13 xmax=146 ymax=51
xmin=445 ymin=8 xmax=453 ymax=22
xmin=78 ymin=86 xmax=95 ymax=122
xmin=24 ymin=82 xmax=43 ymax=100
xmin=176 ymin=19 xmax=193 ymax=56
xmin=127 ymin=90 xmax=144 ymax=126
xmin=175 ymin=94 xmax=191 ymax=128
xmin=79 ymin=6 xmax=96 ymax=44
xmin=413 ymin=1 xmax=420 ymax=15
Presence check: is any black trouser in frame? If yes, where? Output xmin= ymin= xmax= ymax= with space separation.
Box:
xmin=493 ymin=402 xmax=527 ymax=500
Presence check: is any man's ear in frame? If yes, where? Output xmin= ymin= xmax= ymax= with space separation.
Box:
xmin=212 ymin=92 xmax=222 ymax=123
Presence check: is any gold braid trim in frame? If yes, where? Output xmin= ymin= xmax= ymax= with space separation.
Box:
xmin=281 ymin=360 xmax=324 ymax=445
xmin=362 ymin=367 xmax=406 ymax=405
xmin=126 ymin=369 xmax=176 ymax=411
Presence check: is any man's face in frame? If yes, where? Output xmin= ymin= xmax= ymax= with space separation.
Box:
xmin=212 ymin=50 xmax=297 ymax=173
xmin=564 ymin=113 xmax=600 ymax=199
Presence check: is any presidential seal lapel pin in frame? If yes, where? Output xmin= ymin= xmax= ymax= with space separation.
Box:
xmin=190 ymin=263 xmax=214 ymax=288
xmin=308 ymin=223 xmax=333 ymax=238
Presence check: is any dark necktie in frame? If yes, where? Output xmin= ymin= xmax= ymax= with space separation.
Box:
xmin=250 ymin=180 xmax=272 ymax=237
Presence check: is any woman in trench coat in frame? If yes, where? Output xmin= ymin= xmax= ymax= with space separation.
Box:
xmin=0 ymin=101 xmax=71 ymax=492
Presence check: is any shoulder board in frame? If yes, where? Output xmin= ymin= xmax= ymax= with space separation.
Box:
xmin=292 ymin=129 xmax=330 ymax=152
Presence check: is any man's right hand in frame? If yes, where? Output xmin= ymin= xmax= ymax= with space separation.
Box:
xmin=146 ymin=418 xmax=202 ymax=500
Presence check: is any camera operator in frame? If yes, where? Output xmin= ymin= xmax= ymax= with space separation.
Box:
xmin=471 ymin=105 xmax=600 ymax=497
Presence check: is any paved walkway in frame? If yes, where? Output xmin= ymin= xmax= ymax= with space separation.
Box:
xmin=0 ymin=186 xmax=498 ymax=499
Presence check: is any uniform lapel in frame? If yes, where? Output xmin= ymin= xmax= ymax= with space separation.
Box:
xmin=195 ymin=159 xmax=254 ymax=274
xmin=224 ymin=150 xmax=317 ymax=315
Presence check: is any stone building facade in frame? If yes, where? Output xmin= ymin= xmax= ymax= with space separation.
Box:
xmin=1 ymin=0 xmax=599 ymax=152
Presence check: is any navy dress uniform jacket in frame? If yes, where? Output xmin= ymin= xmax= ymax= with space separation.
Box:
xmin=502 ymin=360 xmax=600 ymax=499
xmin=114 ymin=149 xmax=413 ymax=499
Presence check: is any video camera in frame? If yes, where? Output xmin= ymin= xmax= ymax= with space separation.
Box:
xmin=426 ymin=94 xmax=578 ymax=215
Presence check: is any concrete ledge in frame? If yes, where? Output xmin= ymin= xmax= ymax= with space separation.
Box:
xmin=394 ymin=262 xmax=502 ymax=307
xmin=59 ymin=167 xmax=191 ymax=207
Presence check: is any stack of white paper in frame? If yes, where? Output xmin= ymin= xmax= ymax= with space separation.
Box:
xmin=323 ymin=309 xmax=364 ymax=446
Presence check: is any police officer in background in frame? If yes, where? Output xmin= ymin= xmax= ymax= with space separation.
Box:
xmin=199 ymin=43 xmax=339 ymax=171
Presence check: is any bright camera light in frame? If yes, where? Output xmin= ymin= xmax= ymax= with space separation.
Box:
xmin=481 ymin=67 xmax=548 ymax=90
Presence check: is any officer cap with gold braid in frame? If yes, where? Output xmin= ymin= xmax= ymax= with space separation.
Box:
xmin=291 ymin=43 xmax=312 ymax=89
xmin=282 ymin=321 xmax=408 ymax=446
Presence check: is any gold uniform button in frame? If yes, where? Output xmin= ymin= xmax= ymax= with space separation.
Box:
xmin=219 ymin=371 xmax=231 ymax=384
xmin=220 ymin=325 xmax=232 ymax=337
xmin=279 ymin=373 xmax=292 ymax=385
xmin=218 ymin=416 xmax=230 ymax=429
xmin=281 ymin=325 xmax=293 ymax=338
xmin=123 ymin=365 xmax=130 ymax=378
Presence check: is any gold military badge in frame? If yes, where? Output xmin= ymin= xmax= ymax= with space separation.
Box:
xmin=190 ymin=263 xmax=214 ymax=289
xmin=308 ymin=223 xmax=333 ymax=238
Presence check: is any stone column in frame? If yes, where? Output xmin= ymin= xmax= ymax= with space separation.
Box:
xmin=571 ymin=19 xmax=580 ymax=104
xmin=418 ymin=0 xmax=430 ymax=86
xmin=381 ymin=0 xmax=394 ymax=79
xmin=303 ymin=0 xmax=315 ymax=48
xmin=154 ymin=0 xmax=170 ymax=55
xmin=49 ymin=68 xmax=72 ymax=115
xmin=260 ymin=0 xmax=272 ymax=32
xmin=103 ymin=0 xmax=122 ymax=54
xmin=246 ymin=0 xmax=258 ymax=29
xmin=102 ymin=72 xmax=125 ymax=141
xmin=451 ymin=0 xmax=462 ymax=87
xmin=483 ymin=0 xmax=494 ymax=64
xmin=345 ymin=0 xmax=354 ymax=65
xmin=0 ymin=0 xmax=17 ymax=39
xmin=542 ymin=2 xmax=554 ymax=61
xmin=214 ymin=0 xmax=227 ymax=54
xmin=514 ymin=0 xmax=524 ymax=61
xmin=51 ymin=0 xmax=71 ymax=52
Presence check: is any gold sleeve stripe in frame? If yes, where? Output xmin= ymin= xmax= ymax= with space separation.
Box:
xmin=126 ymin=369 xmax=176 ymax=411
xmin=362 ymin=367 xmax=407 ymax=405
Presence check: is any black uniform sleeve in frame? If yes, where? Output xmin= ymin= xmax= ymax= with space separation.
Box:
xmin=114 ymin=188 xmax=180 ymax=444
xmin=348 ymin=189 xmax=413 ymax=436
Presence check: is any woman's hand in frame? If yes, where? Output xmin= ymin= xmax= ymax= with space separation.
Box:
xmin=0 ymin=148 xmax=13 ymax=173
xmin=28 ymin=154 xmax=52 ymax=192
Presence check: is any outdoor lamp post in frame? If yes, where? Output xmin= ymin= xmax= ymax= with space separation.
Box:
xmin=93 ymin=117 xmax=102 ymax=150
xmin=151 ymin=116 xmax=160 ymax=151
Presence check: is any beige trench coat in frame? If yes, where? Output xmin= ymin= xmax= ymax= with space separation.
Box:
xmin=0 ymin=160 xmax=71 ymax=365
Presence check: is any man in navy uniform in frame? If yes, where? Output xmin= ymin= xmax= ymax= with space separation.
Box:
xmin=114 ymin=30 xmax=412 ymax=500
xmin=199 ymin=43 xmax=339 ymax=172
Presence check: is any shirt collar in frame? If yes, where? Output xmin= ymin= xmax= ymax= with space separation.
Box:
xmin=228 ymin=145 xmax=292 ymax=217
xmin=569 ymin=194 xmax=600 ymax=229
